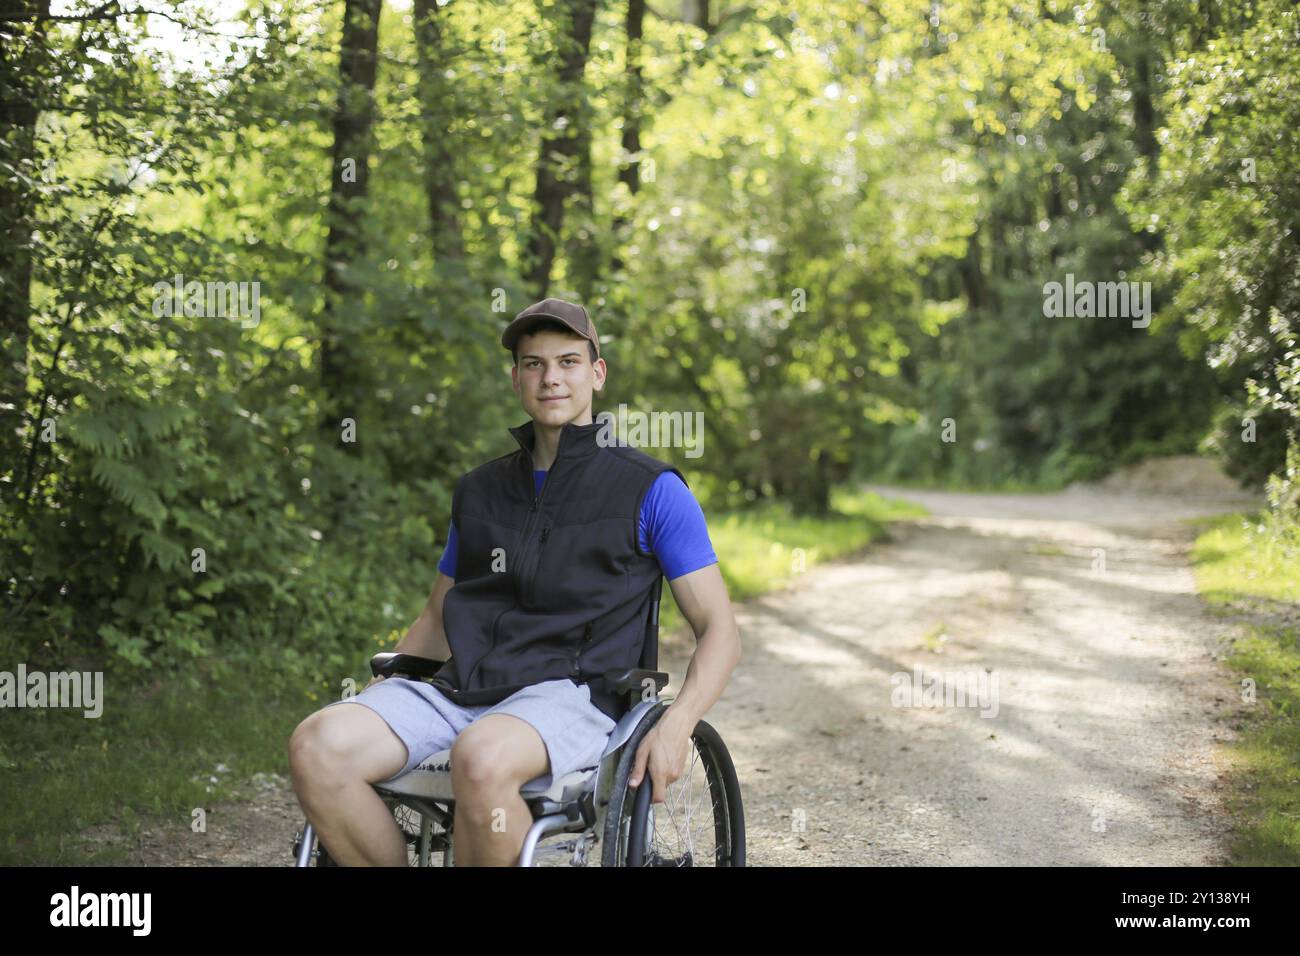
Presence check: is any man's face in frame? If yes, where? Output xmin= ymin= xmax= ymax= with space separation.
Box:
xmin=512 ymin=328 xmax=606 ymax=427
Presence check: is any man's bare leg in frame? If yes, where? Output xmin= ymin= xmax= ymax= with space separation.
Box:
xmin=289 ymin=704 xmax=410 ymax=866
xmin=450 ymin=714 xmax=550 ymax=867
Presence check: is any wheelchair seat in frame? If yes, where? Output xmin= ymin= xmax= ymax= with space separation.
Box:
xmin=371 ymin=690 xmax=663 ymax=838
xmin=374 ymin=748 xmax=595 ymax=806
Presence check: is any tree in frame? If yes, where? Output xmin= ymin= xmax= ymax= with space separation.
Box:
xmin=0 ymin=1 xmax=51 ymax=487
xmin=320 ymin=0 xmax=383 ymax=438
xmin=413 ymin=0 xmax=466 ymax=263
xmin=1123 ymin=0 xmax=1300 ymax=495
xmin=523 ymin=0 xmax=599 ymax=298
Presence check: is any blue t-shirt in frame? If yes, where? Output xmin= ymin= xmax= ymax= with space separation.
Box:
xmin=438 ymin=470 xmax=717 ymax=582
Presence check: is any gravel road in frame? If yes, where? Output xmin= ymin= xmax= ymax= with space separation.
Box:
xmin=704 ymin=484 xmax=1260 ymax=865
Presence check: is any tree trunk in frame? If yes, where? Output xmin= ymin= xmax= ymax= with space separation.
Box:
xmin=321 ymin=0 xmax=382 ymax=434
xmin=523 ymin=0 xmax=599 ymax=299
xmin=609 ymin=0 xmax=646 ymax=278
xmin=790 ymin=449 xmax=833 ymax=517
xmin=682 ymin=0 xmax=709 ymax=30
xmin=959 ymin=223 xmax=986 ymax=313
xmin=567 ymin=123 xmax=599 ymax=301
xmin=413 ymin=0 xmax=465 ymax=263
xmin=0 ymin=1 xmax=49 ymax=477
xmin=1130 ymin=44 xmax=1161 ymax=253
xmin=1131 ymin=50 xmax=1159 ymax=165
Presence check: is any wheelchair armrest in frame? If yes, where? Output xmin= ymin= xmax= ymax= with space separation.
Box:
xmin=603 ymin=668 xmax=669 ymax=696
xmin=370 ymin=652 xmax=448 ymax=680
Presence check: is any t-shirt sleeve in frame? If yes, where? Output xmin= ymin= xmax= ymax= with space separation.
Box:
xmin=639 ymin=470 xmax=718 ymax=581
xmin=437 ymin=517 xmax=458 ymax=578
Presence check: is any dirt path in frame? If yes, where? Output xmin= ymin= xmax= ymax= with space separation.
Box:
xmin=120 ymin=484 xmax=1261 ymax=866
xmin=698 ymin=484 xmax=1261 ymax=865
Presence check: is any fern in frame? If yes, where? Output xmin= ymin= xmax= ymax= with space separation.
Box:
xmin=64 ymin=408 xmax=124 ymax=459
xmin=137 ymin=529 xmax=187 ymax=573
xmin=133 ymin=402 xmax=194 ymax=443
xmin=90 ymin=458 xmax=167 ymax=525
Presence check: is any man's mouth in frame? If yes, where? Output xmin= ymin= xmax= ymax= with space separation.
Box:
xmin=540 ymin=396 xmax=568 ymax=403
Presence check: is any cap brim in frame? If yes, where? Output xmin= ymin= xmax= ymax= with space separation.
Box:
xmin=502 ymin=312 xmax=586 ymax=350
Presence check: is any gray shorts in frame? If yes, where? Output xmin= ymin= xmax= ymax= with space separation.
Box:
xmin=326 ymin=677 xmax=617 ymax=790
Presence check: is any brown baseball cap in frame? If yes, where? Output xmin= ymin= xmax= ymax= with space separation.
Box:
xmin=501 ymin=297 xmax=601 ymax=360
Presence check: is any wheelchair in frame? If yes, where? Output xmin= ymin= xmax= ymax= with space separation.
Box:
xmin=292 ymin=577 xmax=745 ymax=866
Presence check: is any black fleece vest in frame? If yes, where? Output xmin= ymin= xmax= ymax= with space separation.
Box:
xmin=430 ymin=417 xmax=683 ymax=721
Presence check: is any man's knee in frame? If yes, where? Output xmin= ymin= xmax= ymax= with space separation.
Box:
xmin=289 ymin=713 xmax=340 ymax=792
xmin=289 ymin=705 xmax=407 ymax=792
xmin=450 ymin=717 xmax=547 ymax=793
xmin=450 ymin=729 xmax=512 ymax=791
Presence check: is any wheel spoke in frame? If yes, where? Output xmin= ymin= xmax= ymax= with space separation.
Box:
xmin=614 ymin=716 xmax=739 ymax=867
xmin=654 ymin=747 xmax=692 ymax=862
xmin=646 ymin=736 xmax=718 ymax=866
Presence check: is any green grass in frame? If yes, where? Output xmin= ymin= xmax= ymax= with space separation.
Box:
xmin=1027 ymin=543 xmax=1066 ymax=557
xmin=0 ymin=659 xmax=340 ymax=865
xmin=1189 ymin=512 xmax=1300 ymax=866
xmin=1 ymin=485 xmax=926 ymax=865
xmin=1191 ymin=514 xmax=1300 ymax=607
xmin=921 ymin=621 xmax=951 ymax=654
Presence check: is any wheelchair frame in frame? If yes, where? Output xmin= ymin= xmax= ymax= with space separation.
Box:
xmin=292 ymin=576 xmax=744 ymax=867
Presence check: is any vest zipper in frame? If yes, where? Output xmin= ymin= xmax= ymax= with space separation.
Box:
xmin=521 ymin=437 xmax=561 ymax=606
xmin=526 ymin=524 xmax=550 ymax=606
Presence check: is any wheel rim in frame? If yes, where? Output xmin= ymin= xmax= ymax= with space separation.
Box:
xmin=619 ymin=729 xmax=730 ymax=866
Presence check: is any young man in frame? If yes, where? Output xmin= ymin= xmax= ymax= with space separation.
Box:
xmin=288 ymin=297 xmax=741 ymax=866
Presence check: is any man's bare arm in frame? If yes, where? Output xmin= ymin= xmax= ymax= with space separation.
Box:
xmin=659 ymin=563 xmax=741 ymax=729
xmin=393 ymin=571 xmax=454 ymax=661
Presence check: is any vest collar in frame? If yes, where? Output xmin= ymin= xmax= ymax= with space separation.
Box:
xmin=508 ymin=416 xmax=604 ymax=464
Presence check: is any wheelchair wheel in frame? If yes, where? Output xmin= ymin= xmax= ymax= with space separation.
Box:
xmin=601 ymin=703 xmax=745 ymax=867
xmin=382 ymin=797 xmax=453 ymax=867
xmin=295 ymin=799 xmax=451 ymax=866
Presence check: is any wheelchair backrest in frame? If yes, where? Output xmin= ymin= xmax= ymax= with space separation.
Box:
xmin=636 ymin=575 xmax=664 ymax=673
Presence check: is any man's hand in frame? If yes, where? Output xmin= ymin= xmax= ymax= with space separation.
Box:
xmin=628 ymin=707 xmax=695 ymax=804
